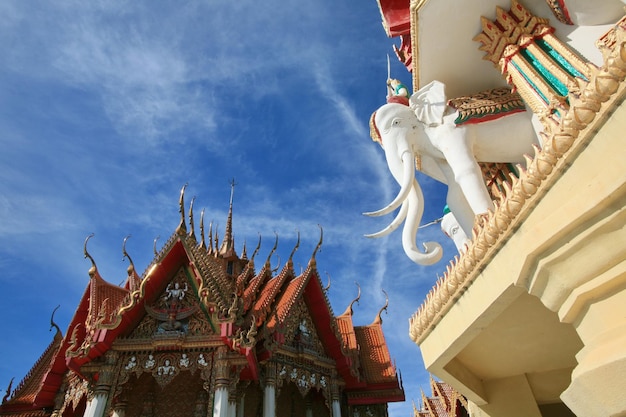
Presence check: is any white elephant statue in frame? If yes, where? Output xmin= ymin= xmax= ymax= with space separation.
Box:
xmin=441 ymin=207 xmax=470 ymax=253
xmin=365 ymin=80 xmax=540 ymax=265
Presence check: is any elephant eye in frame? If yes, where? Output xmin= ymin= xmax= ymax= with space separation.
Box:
xmin=391 ymin=118 xmax=402 ymax=126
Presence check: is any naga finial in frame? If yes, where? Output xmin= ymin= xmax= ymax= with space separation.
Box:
xmin=375 ymin=289 xmax=389 ymax=324
xmin=2 ymin=377 xmax=14 ymax=404
xmin=153 ymin=235 xmax=160 ymax=257
xmin=265 ymin=232 xmax=278 ymax=266
xmin=199 ymin=208 xmax=206 ymax=249
xmin=288 ymin=230 xmax=300 ymax=261
xmin=49 ymin=304 xmax=62 ymax=336
xmin=176 ymin=183 xmax=188 ymax=235
xmin=343 ymin=282 xmax=361 ymax=316
xmin=324 ymin=272 xmax=331 ymax=292
xmin=122 ymin=235 xmax=135 ymax=274
xmin=312 ymin=224 xmax=323 ymax=259
xmin=251 ymin=234 xmax=262 ymax=262
xmin=83 ymin=233 xmax=97 ymax=277
xmin=188 ymin=196 xmax=196 ymax=240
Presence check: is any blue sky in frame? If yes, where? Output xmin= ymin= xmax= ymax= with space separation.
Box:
xmin=0 ymin=1 xmax=457 ymax=415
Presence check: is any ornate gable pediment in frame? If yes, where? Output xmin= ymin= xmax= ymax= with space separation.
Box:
xmin=126 ymin=266 xmax=215 ymax=342
xmin=281 ymin=300 xmax=326 ymax=356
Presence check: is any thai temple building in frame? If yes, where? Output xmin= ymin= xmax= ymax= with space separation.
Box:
xmin=0 ymin=185 xmax=405 ymax=417
xmin=412 ymin=378 xmax=469 ymax=417
xmin=373 ymin=0 xmax=626 ymax=416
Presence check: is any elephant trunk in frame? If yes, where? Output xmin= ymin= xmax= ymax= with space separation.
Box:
xmin=402 ymin=179 xmax=443 ymax=265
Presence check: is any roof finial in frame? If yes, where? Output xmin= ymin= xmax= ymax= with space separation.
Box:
xmin=176 ymin=183 xmax=188 ymax=235
xmin=265 ymin=232 xmax=278 ymax=266
xmin=207 ymin=221 xmax=214 ymax=254
xmin=240 ymin=239 xmax=248 ymax=260
xmin=251 ymin=234 xmax=262 ymax=261
xmin=49 ymin=304 xmax=62 ymax=336
xmin=188 ymin=196 xmax=196 ymax=240
xmin=374 ymin=289 xmax=389 ymax=324
xmin=324 ymin=272 xmax=331 ymax=292
xmin=214 ymin=224 xmax=219 ymax=256
xmin=220 ymin=178 xmax=237 ymax=255
xmin=122 ymin=234 xmax=135 ymax=274
xmin=2 ymin=377 xmax=14 ymax=404
xmin=312 ymin=224 xmax=323 ymax=260
xmin=199 ymin=209 xmax=206 ymax=249
xmin=153 ymin=235 xmax=160 ymax=257
xmin=343 ymin=282 xmax=361 ymax=316
xmin=83 ymin=233 xmax=97 ymax=277
xmin=288 ymin=230 xmax=300 ymax=262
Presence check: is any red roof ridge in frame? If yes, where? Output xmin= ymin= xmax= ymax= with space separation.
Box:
xmin=2 ymin=331 xmax=63 ymax=409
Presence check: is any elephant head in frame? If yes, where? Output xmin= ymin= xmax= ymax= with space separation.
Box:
xmin=365 ymin=102 xmax=443 ymax=266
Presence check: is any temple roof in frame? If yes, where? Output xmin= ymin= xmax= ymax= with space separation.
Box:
xmin=0 ymin=186 xmax=404 ymax=415
xmin=0 ymin=330 xmax=63 ymax=417
xmin=413 ymin=377 xmax=468 ymax=417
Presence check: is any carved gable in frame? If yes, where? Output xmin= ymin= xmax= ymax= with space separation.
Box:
xmin=127 ymin=267 xmax=214 ymax=340
xmin=282 ymin=298 xmax=325 ymax=356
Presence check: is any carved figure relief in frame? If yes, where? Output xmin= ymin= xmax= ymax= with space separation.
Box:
xmin=144 ymin=269 xmax=199 ymax=334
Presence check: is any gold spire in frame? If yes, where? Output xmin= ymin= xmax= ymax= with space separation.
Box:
xmin=219 ymin=178 xmax=236 ymax=256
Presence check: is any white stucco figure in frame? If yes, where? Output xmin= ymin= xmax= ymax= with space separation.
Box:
xmin=440 ymin=206 xmax=470 ymax=253
xmin=366 ymin=81 xmax=539 ymax=265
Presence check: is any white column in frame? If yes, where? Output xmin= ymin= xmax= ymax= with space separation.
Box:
xmin=213 ymin=387 xmax=229 ymax=417
xmin=227 ymin=399 xmax=236 ymax=417
xmin=83 ymin=392 xmax=109 ymax=417
xmin=331 ymin=400 xmax=341 ymax=417
xmin=82 ymin=397 xmax=94 ymax=417
xmin=111 ymin=401 xmax=127 ymax=417
xmin=263 ymin=385 xmax=275 ymax=417
xmin=236 ymin=396 xmax=245 ymax=417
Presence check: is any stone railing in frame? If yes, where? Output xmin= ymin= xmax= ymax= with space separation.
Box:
xmin=409 ymin=22 xmax=626 ymax=344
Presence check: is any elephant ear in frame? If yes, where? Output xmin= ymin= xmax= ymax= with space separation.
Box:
xmin=409 ymin=80 xmax=447 ymax=126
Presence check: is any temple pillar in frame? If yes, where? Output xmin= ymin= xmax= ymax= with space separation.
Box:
xmin=236 ymin=396 xmax=245 ymax=417
xmin=263 ymin=362 xmax=276 ymax=417
xmin=83 ymin=351 xmax=117 ymax=417
xmin=227 ymin=388 xmax=236 ymax=417
xmin=213 ymin=348 xmax=230 ymax=417
xmin=305 ymin=398 xmax=313 ymax=417
xmin=111 ymin=400 xmax=127 ymax=417
xmin=330 ymin=379 xmax=341 ymax=417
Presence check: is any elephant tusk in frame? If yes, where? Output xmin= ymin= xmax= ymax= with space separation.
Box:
xmin=363 ymin=151 xmax=415 ymax=217
xmin=364 ymin=200 xmax=408 ymax=238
